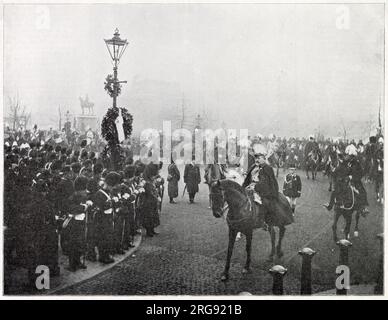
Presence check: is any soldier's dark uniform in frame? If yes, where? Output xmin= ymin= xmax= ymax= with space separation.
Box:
xmin=347 ymin=155 xmax=369 ymax=213
xmin=112 ymin=181 xmax=126 ymax=255
xmin=93 ymin=172 xmax=120 ymax=264
xmin=64 ymin=176 xmax=89 ymax=271
xmin=243 ymin=159 xmax=279 ymax=224
xmin=122 ymin=165 xmax=137 ymax=249
xmin=22 ymin=180 xmax=59 ymax=287
xmin=85 ymin=163 xmax=104 ymax=261
xmin=324 ymin=155 xmax=349 ymax=210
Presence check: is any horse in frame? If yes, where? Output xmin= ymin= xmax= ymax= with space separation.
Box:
xmin=331 ymin=178 xmax=363 ymax=242
xmin=209 ymin=179 xmax=294 ymax=281
xmin=305 ymin=149 xmax=320 ymax=180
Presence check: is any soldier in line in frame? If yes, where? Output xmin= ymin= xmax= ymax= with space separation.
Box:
xmin=93 ymin=172 xmax=120 ymax=264
xmin=112 ymin=175 xmax=127 ymax=255
xmin=22 ymin=179 xmax=59 ymax=289
xmin=64 ymin=176 xmax=91 ymax=271
xmin=121 ymin=165 xmax=138 ymax=249
xmin=85 ymin=162 xmax=104 ymax=261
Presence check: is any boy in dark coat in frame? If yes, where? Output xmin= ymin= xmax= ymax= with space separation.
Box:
xmin=282 ymin=163 xmax=302 ymax=214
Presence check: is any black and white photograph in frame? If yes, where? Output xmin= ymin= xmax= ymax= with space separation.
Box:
xmin=1 ymin=1 xmax=385 ymax=298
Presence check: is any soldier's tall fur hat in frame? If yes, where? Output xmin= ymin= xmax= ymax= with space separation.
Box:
xmin=51 ymin=159 xmax=63 ymax=171
xmin=143 ymin=163 xmax=159 ymax=180
xmin=105 ymin=171 xmax=121 ymax=187
xmin=34 ymin=179 xmax=49 ymax=193
xmin=74 ymin=176 xmax=88 ymax=191
xmin=124 ymin=165 xmax=136 ymax=179
xmin=80 ymin=150 xmax=88 ymax=159
xmin=71 ymin=162 xmax=81 ymax=174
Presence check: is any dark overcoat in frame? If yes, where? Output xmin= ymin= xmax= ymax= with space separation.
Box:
xmin=167 ymin=163 xmax=180 ymax=198
xmin=184 ymin=164 xmax=201 ymax=194
xmin=282 ymin=173 xmax=302 ymax=198
xmin=139 ymin=180 xmax=160 ymax=229
xmin=243 ymin=163 xmax=279 ymax=199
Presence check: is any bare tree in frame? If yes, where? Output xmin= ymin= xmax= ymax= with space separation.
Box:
xmin=7 ymin=95 xmax=31 ymax=130
xmin=340 ymin=118 xmax=347 ymax=142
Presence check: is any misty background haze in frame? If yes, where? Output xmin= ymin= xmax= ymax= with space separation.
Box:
xmin=3 ymin=3 xmax=385 ymax=140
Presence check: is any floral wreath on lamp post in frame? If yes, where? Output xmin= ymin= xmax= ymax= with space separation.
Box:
xmin=101 ymin=106 xmax=133 ymax=169
xmin=104 ymin=74 xmax=122 ymax=98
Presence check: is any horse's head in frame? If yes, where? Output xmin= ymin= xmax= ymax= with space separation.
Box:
xmin=209 ymin=179 xmax=226 ymax=218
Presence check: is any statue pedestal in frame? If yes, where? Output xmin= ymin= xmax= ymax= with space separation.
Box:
xmin=74 ymin=114 xmax=99 ymax=133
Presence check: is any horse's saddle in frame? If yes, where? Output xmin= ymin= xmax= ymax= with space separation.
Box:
xmin=334 ymin=183 xmax=357 ymax=210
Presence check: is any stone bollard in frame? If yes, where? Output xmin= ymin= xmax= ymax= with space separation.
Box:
xmin=336 ymin=239 xmax=352 ymax=295
xmin=374 ymin=233 xmax=384 ymax=294
xmin=269 ymin=265 xmax=287 ymax=295
xmin=298 ymin=247 xmax=316 ymax=295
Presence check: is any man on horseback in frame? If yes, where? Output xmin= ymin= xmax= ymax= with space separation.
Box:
xmin=304 ymin=135 xmax=321 ymax=162
xmin=322 ymin=152 xmax=349 ymax=211
xmin=346 ymin=145 xmax=369 ymax=215
xmin=242 ymin=152 xmax=279 ymax=230
xmin=323 ymin=145 xmax=369 ymax=215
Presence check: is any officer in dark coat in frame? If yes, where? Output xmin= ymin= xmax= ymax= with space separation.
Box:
xmin=167 ymin=159 xmax=180 ymax=203
xmin=323 ymin=153 xmax=349 ymax=210
xmin=184 ymin=159 xmax=201 ymax=203
xmin=243 ymin=154 xmax=279 ymax=199
xmin=243 ymin=153 xmax=279 ymax=224
xmin=347 ymin=153 xmax=369 ymax=214
xmin=304 ymin=136 xmax=321 ymax=163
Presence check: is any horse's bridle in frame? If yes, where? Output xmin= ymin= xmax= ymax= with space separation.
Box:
xmin=209 ymin=183 xmax=254 ymax=226
xmin=209 ymin=187 xmax=228 ymax=216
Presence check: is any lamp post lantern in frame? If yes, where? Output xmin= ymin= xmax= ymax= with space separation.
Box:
xmin=104 ymin=28 xmax=129 ymax=108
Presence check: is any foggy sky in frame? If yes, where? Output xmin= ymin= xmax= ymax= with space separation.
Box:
xmin=3 ymin=3 xmax=385 ymax=139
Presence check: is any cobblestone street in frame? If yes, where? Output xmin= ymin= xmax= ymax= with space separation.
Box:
xmin=58 ymin=166 xmax=383 ymax=295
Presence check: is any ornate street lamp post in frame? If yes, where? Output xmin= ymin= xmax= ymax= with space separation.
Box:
xmin=104 ymin=28 xmax=128 ymax=108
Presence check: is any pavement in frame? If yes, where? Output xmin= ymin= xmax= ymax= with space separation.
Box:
xmin=54 ymin=165 xmax=383 ymax=296
xmin=4 ymin=234 xmax=142 ymax=295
